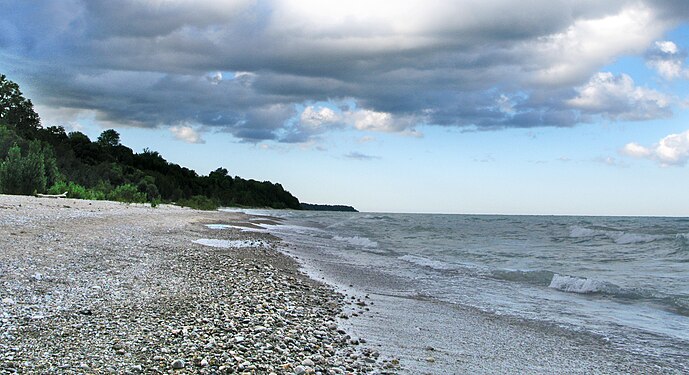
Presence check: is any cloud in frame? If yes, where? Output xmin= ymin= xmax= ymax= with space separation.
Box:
xmin=567 ymin=72 xmax=672 ymax=121
xmin=1 ymin=0 xmax=687 ymax=142
xmin=345 ymin=151 xmax=380 ymax=161
xmin=622 ymin=129 xmax=689 ymax=166
xmin=646 ymin=40 xmax=688 ymax=80
xmin=594 ymin=156 xmax=628 ymax=168
xmin=206 ymin=71 xmax=223 ymax=84
xmin=300 ymin=106 xmax=340 ymax=128
xmin=170 ymin=125 xmax=205 ymax=144
xmin=530 ymin=3 xmax=667 ymax=86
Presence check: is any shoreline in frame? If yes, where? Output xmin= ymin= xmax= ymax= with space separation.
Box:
xmin=0 ymin=195 xmax=394 ymax=374
xmin=260 ymin=210 xmax=688 ymax=374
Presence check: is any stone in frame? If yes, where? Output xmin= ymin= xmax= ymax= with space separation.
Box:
xmin=302 ymin=358 xmax=315 ymax=367
xmin=171 ymin=359 xmax=185 ymax=369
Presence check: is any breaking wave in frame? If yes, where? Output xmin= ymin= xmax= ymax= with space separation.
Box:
xmin=333 ymin=235 xmax=378 ymax=248
xmin=548 ymin=274 xmax=608 ymax=294
xmin=398 ymin=254 xmax=456 ymax=271
xmin=569 ymin=225 xmax=673 ymax=245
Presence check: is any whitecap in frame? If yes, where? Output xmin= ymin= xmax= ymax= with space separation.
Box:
xmin=193 ymin=239 xmax=267 ymax=248
xmin=333 ymin=235 xmax=378 ymax=248
xmin=548 ymin=274 xmax=603 ymax=294
xmin=398 ymin=254 xmax=454 ymax=271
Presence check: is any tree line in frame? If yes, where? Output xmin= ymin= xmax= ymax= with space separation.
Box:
xmin=0 ymin=74 xmax=301 ymax=210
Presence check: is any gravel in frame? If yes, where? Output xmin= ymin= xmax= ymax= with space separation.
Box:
xmin=0 ymin=195 xmax=398 ymax=374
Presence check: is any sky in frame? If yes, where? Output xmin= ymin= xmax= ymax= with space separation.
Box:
xmin=1 ymin=0 xmax=689 ymax=215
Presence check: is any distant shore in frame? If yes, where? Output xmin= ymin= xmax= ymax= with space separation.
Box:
xmin=0 ymin=195 xmax=394 ymax=373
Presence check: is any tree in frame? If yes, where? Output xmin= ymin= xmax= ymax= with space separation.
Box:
xmin=97 ymin=129 xmax=121 ymax=148
xmin=0 ymin=142 xmax=54 ymax=195
xmin=0 ymin=75 xmax=41 ymax=135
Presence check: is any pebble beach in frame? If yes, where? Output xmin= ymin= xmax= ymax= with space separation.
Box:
xmin=0 ymin=195 xmax=395 ymax=374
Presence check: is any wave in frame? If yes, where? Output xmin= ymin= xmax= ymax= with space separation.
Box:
xmin=546 ymin=274 xmax=689 ymax=316
xmin=568 ymin=225 xmax=673 ymax=245
xmin=398 ymin=254 xmax=456 ymax=271
xmin=333 ymin=235 xmax=378 ymax=248
xmin=192 ymin=238 xmax=268 ymax=248
xmin=490 ymin=269 xmax=555 ymax=286
xmin=548 ymin=274 xmax=609 ymax=294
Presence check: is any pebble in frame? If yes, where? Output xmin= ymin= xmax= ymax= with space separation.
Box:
xmin=302 ymin=358 xmax=315 ymax=366
xmin=0 ymin=196 xmax=395 ymax=375
xmin=171 ymin=359 xmax=185 ymax=369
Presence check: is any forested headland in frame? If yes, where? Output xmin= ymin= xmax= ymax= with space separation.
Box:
xmin=0 ymin=74 xmax=301 ymax=210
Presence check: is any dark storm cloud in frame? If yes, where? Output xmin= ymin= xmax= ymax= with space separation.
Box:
xmin=0 ymin=0 xmax=685 ymax=142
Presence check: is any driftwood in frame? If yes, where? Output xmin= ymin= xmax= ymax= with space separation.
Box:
xmin=35 ymin=192 xmax=68 ymax=199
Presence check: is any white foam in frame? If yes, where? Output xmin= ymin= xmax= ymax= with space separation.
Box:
xmin=206 ymin=224 xmax=234 ymax=230
xmin=333 ymin=235 xmax=378 ymax=248
xmin=569 ymin=226 xmax=602 ymax=238
xmin=549 ymin=274 xmax=603 ymax=294
xmin=610 ymin=232 xmax=666 ymax=245
xmin=193 ymin=239 xmax=267 ymax=248
xmin=205 ymin=223 xmax=267 ymax=232
xmin=398 ymin=255 xmax=454 ymax=271
xmin=569 ymin=226 xmax=669 ymax=245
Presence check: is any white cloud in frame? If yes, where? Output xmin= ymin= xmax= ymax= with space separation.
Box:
xmin=621 ymin=142 xmax=652 ymax=158
xmin=567 ymin=72 xmax=671 ymax=121
xmin=656 ymin=41 xmax=679 ymax=54
xmin=622 ymin=129 xmax=689 ymax=166
xmin=349 ymin=109 xmax=394 ymax=131
xmin=170 ymin=125 xmax=205 ymax=144
xmin=594 ymin=156 xmax=627 ymax=168
xmin=206 ymin=71 xmax=223 ymax=84
xmin=300 ymin=105 xmax=339 ymax=128
xmin=233 ymin=71 xmax=256 ymax=87
xmin=296 ymin=103 xmax=420 ymax=136
xmin=533 ymin=3 xmax=667 ymax=85
xmin=646 ymin=40 xmax=688 ymax=80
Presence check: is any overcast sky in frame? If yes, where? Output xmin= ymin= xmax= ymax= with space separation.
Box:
xmin=2 ymin=0 xmax=689 ymax=214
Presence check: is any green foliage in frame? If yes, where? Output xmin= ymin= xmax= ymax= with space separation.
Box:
xmin=97 ymin=129 xmax=121 ymax=148
xmin=177 ymin=195 xmax=219 ymax=210
xmin=107 ymin=183 xmax=147 ymax=203
xmin=0 ymin=124 xmax=21 ymax=159
xmin=0 ymin=141 xmax=57 ymax=195
xmin=0 ymin=74 xmax=41 ymax=136
xmin=47 ymin=181 xmax=105 ymax=200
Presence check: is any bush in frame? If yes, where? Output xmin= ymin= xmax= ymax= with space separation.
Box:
xmin=108 ymin=183 xmax=147 ymax=203
xmin=0 ymin=143 xmax=48 ymax=195
xmin=176 ymin=195 xmax=219 ymax=210
xmin=48 ymin=181 xmax=106 ymax=200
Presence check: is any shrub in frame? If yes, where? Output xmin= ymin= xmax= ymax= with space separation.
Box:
xmin=176 ymin=195 xmax=219 ymax=210
xmin=48 ymin=181 xmax=105 ymax=200
xmin=0 ymin=143 xmax=47 ymax=195
xmin=108 ymin=183 xmax=147 ymax=203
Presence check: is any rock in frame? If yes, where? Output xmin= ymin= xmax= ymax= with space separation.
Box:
xmin=302 ymin=358 xmax=315 ymax=367
xmin=425 ymin=356 xmax=436 ymax=363
xmin=294 ymin=365 xmax=306 ymax=374
xmin=171 ymin=359 xmax=185 ymax=369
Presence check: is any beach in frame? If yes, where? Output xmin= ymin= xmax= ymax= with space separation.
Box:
xmin=240 ymin=210 xmax=689 ymax=374
xmin=0 ymin=195 xmax=393 ymax=374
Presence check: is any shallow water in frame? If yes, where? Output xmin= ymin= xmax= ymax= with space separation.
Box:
xmin=220 ymin=210 xmax=689 ymax=371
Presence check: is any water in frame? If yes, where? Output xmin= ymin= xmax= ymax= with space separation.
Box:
xmin=218 ymin=210 xmax=689 ymax=370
